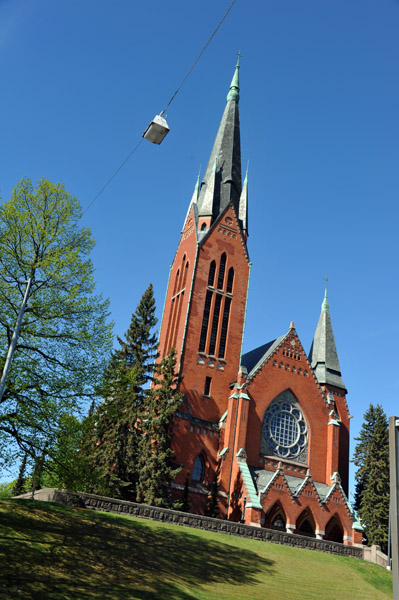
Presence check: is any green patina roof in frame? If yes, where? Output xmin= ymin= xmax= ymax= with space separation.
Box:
xmin=236 ymin=450 xmax=262 ymax=510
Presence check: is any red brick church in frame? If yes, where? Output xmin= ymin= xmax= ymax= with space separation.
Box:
xmin=157 ymin=59 xmax=363 ymax=546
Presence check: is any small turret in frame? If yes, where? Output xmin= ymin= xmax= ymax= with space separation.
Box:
xmin=308 ymin=284 xmax=346 ymax=391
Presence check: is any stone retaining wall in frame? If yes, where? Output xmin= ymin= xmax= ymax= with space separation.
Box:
xmin=24 ymin=488 xmax=363 ymax=560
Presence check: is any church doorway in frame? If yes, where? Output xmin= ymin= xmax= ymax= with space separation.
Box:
xmin=296 ymin=510 xmax=316 ymax=538
xmin=264 ymin=503 xmax=287 ymax=531
xmin=324 ymin=515 xmax=344 ymax=544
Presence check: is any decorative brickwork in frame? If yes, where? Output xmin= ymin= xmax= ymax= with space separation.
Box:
xmin=155 ymin=62 xmax=360 ymax=546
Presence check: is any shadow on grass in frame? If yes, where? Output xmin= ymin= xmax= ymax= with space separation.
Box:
xmin=0 ymin=500 xmax=274 ymax=599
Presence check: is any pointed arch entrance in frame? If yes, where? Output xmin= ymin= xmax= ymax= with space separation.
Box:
xmin=264 ymin=502 xmax=287 ymax=531
xmin=324 ymin=515 xmax=344 ymax=544
xmin=296 ymin=509 xmax=316 ymax=538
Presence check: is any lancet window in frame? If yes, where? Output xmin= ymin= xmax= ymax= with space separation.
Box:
xmin=198 ymin=253 xmax=234 ymax=358
xmin=165 ymin=254 xmax=189 ymax=353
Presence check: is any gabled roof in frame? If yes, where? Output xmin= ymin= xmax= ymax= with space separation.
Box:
xmin=249 ymin=467 xmax=354 ymax=517
xmin=241 ymin=335 xmax=286 ymax=377
xmin=308 ymin=289 xmax=346 ymax=391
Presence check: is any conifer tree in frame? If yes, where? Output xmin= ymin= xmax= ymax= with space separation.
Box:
xmin=136 ymin=348 xmax=182 ymax=507
xmin=180 ymin=471 xmax=191 ymax=513
xmin=12 ymin=453 xmax=28 ymax=496
xmin=206 ymin=474 xmax=220 ymax=518
xmin=353 ymin=403 xmax=390 ymax=553
xmin=88 ymin=285 xmax=158 ymax=500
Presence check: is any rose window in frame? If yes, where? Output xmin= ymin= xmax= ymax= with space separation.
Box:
xmin=262 ymin=401 xmax=308 ymax=459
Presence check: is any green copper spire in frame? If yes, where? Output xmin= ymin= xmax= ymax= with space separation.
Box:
xmin=227 ymin=51 xmax=241 ymax=101
xmin=309 ymin=281 xmax=346 ymax=391
xmin=322 ymin=276 xmax=329 ymax=312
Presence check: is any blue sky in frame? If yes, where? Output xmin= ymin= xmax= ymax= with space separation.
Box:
xmin=1 ymin=0 xmax=398 ymax=492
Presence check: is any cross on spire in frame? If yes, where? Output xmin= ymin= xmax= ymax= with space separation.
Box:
xmin=236 ymin=50 xmax=242 ymax=65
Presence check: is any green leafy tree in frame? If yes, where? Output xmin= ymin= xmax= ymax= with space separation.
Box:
xmin=353 ymin=403 xmax=390 ymax=553
xmin=39 ymin=409 xmax=102 ymax=492
xmin=88 ymin=285 xmax=158 ymax=500
xmin=0 ymin=177 xmax=113 ymax=469
xmin=136 ymin=348 xmax=182 ymax=507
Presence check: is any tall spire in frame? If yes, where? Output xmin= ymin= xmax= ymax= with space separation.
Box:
xmin=197 ymin=57 xmax=242 ymax=224
xmin=308 ymin=285 xmax=346 ymax=391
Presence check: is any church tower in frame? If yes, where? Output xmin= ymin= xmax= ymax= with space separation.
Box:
xmin=308 ymin=286 xmax=350 ymax=494
xmin=157 ymin=59 xmax=250 ymax=510
xmin=156 ymin=58 xmax=361 ymax=546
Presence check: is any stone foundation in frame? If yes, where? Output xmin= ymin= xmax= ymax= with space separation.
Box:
xmin=16 ymin=488 xmax=363 ymax=560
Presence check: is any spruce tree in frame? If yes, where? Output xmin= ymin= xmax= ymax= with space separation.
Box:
xmin=353 ymin=403 xmax=390 ymax=553
xmin=180 ymin=471 xmax=191 ymax=513
xmin=12 ymin=453 xmax=28 ymax=496
xmin=88 ymin=284 xmax=158 ymax=500
xmin=206 ymin=474 xmax=220 ymax=518
xmin=136 ymin=348 xmax=182 ymax=507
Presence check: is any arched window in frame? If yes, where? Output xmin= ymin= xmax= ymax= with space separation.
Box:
xmin=217 ymin=253 xmax=226 ymax=290
xmin=261 ymin=390 xmax=308 ymax=463
xmin=208 ymin=260 xmax=216 ymax=287
xmin=192 ymin=456 xmax=205 ymax=482
xmin=226 ymin=267 xmax=234 ymax=293
xmin=165 ymin=255 xmax=189 ymax=353
xmin=198 ymin=254 xmax=233 ymax=358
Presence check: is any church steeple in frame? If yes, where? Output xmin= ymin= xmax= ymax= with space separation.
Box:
xmin=308 ymin=285 xmax=346 ymax=391
xmin=197 ymin=57 xmax=242 ymax=226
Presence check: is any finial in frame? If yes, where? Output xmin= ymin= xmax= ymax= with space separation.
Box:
xmin=322 ymin=275 xmax=329 ymax=312
xmin=195 ymin=166 xmax=201 ymax=191
xmin=227 ymin=53 xmax=241 ymax=102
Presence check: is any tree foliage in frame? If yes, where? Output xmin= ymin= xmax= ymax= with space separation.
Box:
xmin=136 ymin=348 xmax=182 ymax=507
xmin=87 ymin=284 xmax=158 ymax=500
xmin=206 ymin=473 xmax=220 ymax=519
xmin=0 ymin=177 xmax=113 ymax=468
xmin=353 ymin=403 xmax=390 ymax=553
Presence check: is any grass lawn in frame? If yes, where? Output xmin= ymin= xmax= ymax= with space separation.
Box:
xmin=0 ymin=499 xmax=393 ymax=599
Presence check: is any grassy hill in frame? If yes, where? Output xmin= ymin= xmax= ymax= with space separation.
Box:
xmin=0 ymin=499 xmax=392 ymax=600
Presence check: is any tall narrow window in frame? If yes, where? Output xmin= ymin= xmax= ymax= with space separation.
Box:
xmin=198 ymin=253 xmax=234 ymax=358
xmin=165 ymin=256 xmax=189 ymax=353
xmin=217 ymin=253 xmax=226 ymax=290
xmin=208 ymin=294 xmax=222 ymax=355
xmin=204 ymin=376 xmax=212 ymax=396
xmin=199 ymin=290 xmax=212 ymax=352
xmin=218 ymin=297 xmax=231 ymax=359
xmin=208 ymin=260 xmax=216 ymax=286
xmin=226 ymin=267 xmax=234 ymax=293
xmin=192 ymin=455 xmax=205 ymax=482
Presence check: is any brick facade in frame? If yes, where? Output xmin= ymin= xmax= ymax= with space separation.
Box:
xmin=157 ymin=62 xmax=363 ymax=547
